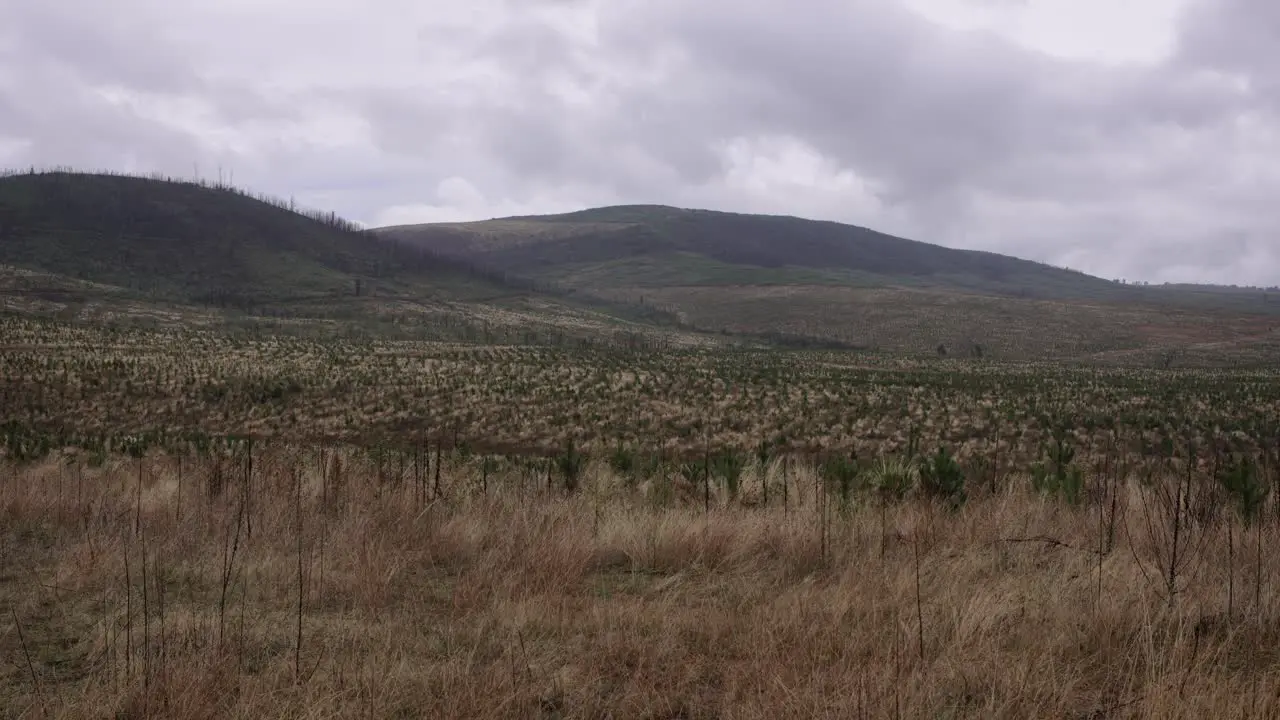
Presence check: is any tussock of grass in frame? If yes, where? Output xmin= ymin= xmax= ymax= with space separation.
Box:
xmin=2 ymin=449 xmax=1278 ymax=718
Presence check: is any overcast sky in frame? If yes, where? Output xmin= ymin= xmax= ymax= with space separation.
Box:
xmin=2 ymin=0 xmax=1275 ymax=285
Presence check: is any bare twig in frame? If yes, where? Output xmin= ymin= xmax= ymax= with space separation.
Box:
xmin=295 ymin=465 xmax=304 ymax=682
xmin=11 ymin=609 xmax=42 ymax=708
xmin=997 ymin=535 xmax=1102 ymax=555
xmin=913 ymin=534 xmax=925 ymax=662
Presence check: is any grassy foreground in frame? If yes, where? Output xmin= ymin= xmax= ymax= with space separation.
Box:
xmin=3 ymin=447 xmax=1279 ymax=719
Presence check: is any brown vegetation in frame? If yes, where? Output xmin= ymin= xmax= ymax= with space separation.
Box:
xmin=595 ymin=284 xmax=1280 ymax=363
xmin=5 ymin=316 xmax=1280 ymax=464
xmin=3 ymin=446 xmax=1279 ymax=718
xmin=5 ymin=309 xmax=1280 ymax=717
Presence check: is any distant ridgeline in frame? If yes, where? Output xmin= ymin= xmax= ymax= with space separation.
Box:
xmin=0 ymin=167 xmax=556 ymax=309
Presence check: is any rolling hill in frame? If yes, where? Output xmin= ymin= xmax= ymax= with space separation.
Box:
xmin=4 ymin=172 xmax=1276 ymax=363
xmin=0 ymin=171 xmax=696 ymax=346
xmin=0 ymin=170 xmax=515 ymax=307
xmin=377 ymin=205 xmax=1128 ymax=300
xmin=377 ymin=205 xmax=1280 ymax=363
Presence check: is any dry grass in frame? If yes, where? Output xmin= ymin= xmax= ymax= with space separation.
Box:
xmin=3 ymin=448 xmax=1279 ymax=719
xmin=6 ymin=315 xmax=1280 ymax=464
xmin=597 ymin=284 xmax=1280 ymax=363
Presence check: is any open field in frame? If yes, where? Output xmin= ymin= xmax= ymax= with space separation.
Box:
xmin=4 ymin=315 xmax=1280 ymax=463
xmin=6 ymin=313 xmax=1280 ymax=717
xmin=3 ymin=444 xmax=1280 ymax=718
xmin=589 ymin=284 xmax=1280 ymax=364
xmin=0 ymin=262 xmax=706 ymax=353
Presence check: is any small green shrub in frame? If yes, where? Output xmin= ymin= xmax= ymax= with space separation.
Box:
xmin=869 ymin=456 xmax=916 ymax=504
xmin=1029 ymin=428 xmax=1084 ymax=505
xmin=712 ymin=451 xmax=746 ymax=500
xmin=1219 ymin=453 xmax=1270 ymax=526
xmin=558 ymin=440 xmax=587 ymax=492
xmin=919 ymin=447 xmax=966 ymax=510
xmin=1030 ymin=459 xmax=1084 ymax=505
xmin=821 ymin=454 xmax=860 ymax=510
xmin=609 ymin=442 xmax=636 ymax=480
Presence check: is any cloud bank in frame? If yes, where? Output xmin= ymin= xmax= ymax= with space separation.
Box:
xmin=2 ymin=0 xmax=1275 ymax=285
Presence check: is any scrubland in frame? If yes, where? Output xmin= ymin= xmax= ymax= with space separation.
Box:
xmin=4 ymin=316 xmax=1280 ymax=718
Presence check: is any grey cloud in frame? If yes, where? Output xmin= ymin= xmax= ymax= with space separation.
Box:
xmin=8 ymin=3 xmax=198 ymax=94
xmin=598 ymin=0 xmax=1241 ymax=201
xmin=1176 ymin=0 xmax=1280 ymax=75
xmin=2 ymin=0 xmax=1278 ymax=284
xmin=0 ymin=1 xmax=306 ymax=176
xmin=598 ymin=0 xmax=1042 ymax=194
xmin=578 ymin=0 xmax=1278 ymax=283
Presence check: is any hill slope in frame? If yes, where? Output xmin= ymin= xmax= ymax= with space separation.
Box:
xmin=0 ymin=170 xmax=509 ymax=308
xmin=377 ymin=204 xmax=1130 ymax=301
xmin=377 ymin=205 xmax=1280 ymax=363
xmin=0 ymin=171 xmax=704 ymax=347
xmin=6 ymin=175 xmax=1275 ymax=363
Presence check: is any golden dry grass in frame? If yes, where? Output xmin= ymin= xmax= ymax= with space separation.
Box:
xmin=3 ymin=448 xmax=1278 ymax=719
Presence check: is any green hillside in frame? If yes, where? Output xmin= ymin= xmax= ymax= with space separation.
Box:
xmin=5 ymin=172 xmax=1276 ymax=363
xmin=0 ymin=170 xmax=512 ymax=308
xmin=378 ymin=205 xmax=1280 ymax=313
xmin=0 ymin=171 xmax=706 ymax=347
xmin=377 ymin=204 xmax=1128 ymax=301
xmin=376 ymin=204 xmax=1280 ymax=363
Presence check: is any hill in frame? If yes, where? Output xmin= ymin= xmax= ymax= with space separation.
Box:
xmin=0 ymin=171 xmax=701 ymax=347
xmin=377 ymin=204 xmax=1130 ymax=301
xmin=379 ymin=205 xmax=1280 ymax=308
xmin=5 ymin=173 xmax=1275 ymax=363
xmin=0 ymin=170 xmax=520 ymax=307
xmin=377 ymin=205 xmax=1280 ymax=363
